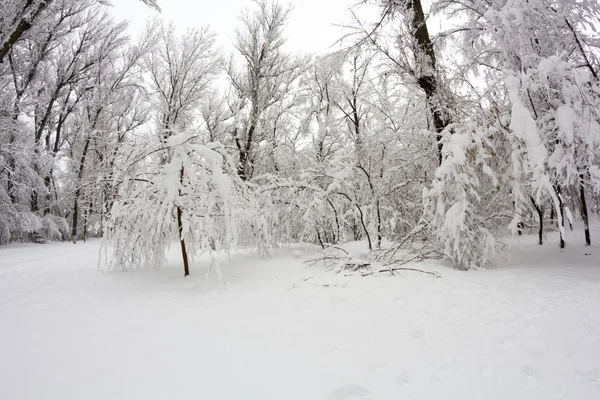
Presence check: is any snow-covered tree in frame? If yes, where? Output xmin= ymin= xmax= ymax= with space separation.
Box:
xmin=104 ymin=132 xmax=270 ymax=277
xmin=227 ymin=0 xmax=307 ymax=181
xmin=145 ymin=21 xmax=221 ymax=145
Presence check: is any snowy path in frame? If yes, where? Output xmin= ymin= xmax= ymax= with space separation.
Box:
xmin=1 ymin=235 xmax=600 ymax=399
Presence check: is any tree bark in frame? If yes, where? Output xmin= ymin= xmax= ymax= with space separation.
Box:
xmin=0 ymin=1 xmax=54 ymax=64
xmin=315 ymin=227 xmax=325 ymax=250
xmin=237 ymin=107 xmax=259 ymax=181
xmin=83 ymin=199 xmax=92 ymax=242
xmin=327 ymin=199 xmax=340 ymax=245
xmin=177 ymin=167 xmax=190 ymax=276
xmin=555 ymin=186 xmax=565 ymax=249
xmin=237 ymin=149 xmax=249 ymax=181
xmin=579 ymin=172 xmax=591 ymax=246
xmin=357 ymin=165 xmax=382 ymax=249
xmin=356 ymin=203 xmax=372 ymax=251
xmin=71 ymin=136 xmax=91 ymax=243
xmin=530 ymin=196 xmax=543 ymax=245
xmin=405 ymin=0 xmax=450 ymax=164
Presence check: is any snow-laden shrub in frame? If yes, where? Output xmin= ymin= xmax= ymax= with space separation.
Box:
xmin=424 ymin=125 xmax=497 ymax=270
xmin=0 ymin=111 xmax=66 ymax=244
xmin=504 ymin=69 xmax=587 ymax=243
xmin=0 ymin=204 xmax=67 ymax=244
xmin=103 ymin=132 xmax=270 ymax=275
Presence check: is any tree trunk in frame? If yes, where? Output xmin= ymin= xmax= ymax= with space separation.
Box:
xmin=237 ymin=107 xmax=259 ymax=181
xmin=177 ymin=167 xmax=190 ymax=276
xmin=83 ymin=199 xmax=92 ymax=242
xmin=315 ymin=227 xmax=325 ymax=250
xmin=31 ymin=120 xmax=41 ymax=214
xmin=6 ymin=131 xmax=16 ymax=204
xmin=0 ymin=1 xmax=54 ymax=64
xmin=405 ymin=0 xmax=450 ymax=164
xmin=71 ymin=136 xmax=91 ymax=243
xmin=327 ymin=199 xmax=340 ymax=245
xmin=357 ymin=166 xmax=382 ymax=249
xmin=555 ymin=186 xmax=565 ymax=249
xmin=530 ymin=196 xmax=543 ymax=245
xmin=71 ymin=196 xmax=79 ymax=244
xmin=579 ymin=172 xmax=591 ymax=246
xmin=237 ymin=150 xmax=248 ymax=181
xmin=177 ymin=205 xmax=190 ymax=277
xmin=355 ymin=203 xmax=372 ymax=251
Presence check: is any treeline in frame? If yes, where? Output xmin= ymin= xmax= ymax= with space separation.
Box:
xmin=1 ymin=0 xmax=599 ymax=273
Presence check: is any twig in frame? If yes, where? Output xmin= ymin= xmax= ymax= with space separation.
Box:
xmin=361 ymin=267 xmax=441 ymax=278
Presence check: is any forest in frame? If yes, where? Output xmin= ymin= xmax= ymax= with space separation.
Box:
xmin=3 ymin=1 xmax=600 ymax=399
xmin=1 ymin=0 xmax=600 ymax=275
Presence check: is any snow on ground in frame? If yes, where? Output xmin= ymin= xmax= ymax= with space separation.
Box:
xmin=1 ymin=228 xmax=600 ymax=399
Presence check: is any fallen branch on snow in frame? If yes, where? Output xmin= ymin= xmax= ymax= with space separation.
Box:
xmin=360 ymin=266 xmax=441 ymax=278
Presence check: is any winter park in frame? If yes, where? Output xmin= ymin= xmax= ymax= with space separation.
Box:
xmin=2 ymin=0 xmax=600 ymax=399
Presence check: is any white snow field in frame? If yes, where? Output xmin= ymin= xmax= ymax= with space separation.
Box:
xmin=2 ymin=230 xmax=600 ymax=400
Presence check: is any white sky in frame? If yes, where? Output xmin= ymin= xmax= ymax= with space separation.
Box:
xmin=109 ymin=0 xmax=364 ymax=54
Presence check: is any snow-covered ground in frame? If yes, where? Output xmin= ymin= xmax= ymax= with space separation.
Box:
xmin=1 ymin=229 xmax=600 ymax=400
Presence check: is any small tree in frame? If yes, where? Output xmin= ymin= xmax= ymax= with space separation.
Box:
xmin=424 ymin=124 xmax=498 ymax=270
xmin=104 ymin=132 xmax=268 ymax=277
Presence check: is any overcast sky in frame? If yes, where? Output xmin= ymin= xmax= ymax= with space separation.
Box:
xmin=109 ymin=0 xmax=369 ymax=54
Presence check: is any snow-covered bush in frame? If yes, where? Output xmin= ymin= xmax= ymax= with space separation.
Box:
xmin=424 ymin=125 xmax=498 ymax=270
xmin=103 ymin=132 xmax=269 ymax=276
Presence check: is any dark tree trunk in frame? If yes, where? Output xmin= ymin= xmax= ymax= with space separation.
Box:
xmin=71 ymin=197 xmax=79 ymax=243
xmin=237 ymin=150 xmax=248 ymax=181
xmin=555 ymin=186 xmax=565 ymax=249
xmin=579 ymin=173 xmax=591 ymax=246
xmin=327 ymin=199 xmax=340 ymax=245
xmin=43 ymin=175 xmax=52 ymax=215
xmin=356 ymin=203 xmax=372 ymax=251
xmin=236 ymin=105 xmax=259 ymax=181
xmin=177 ymin=205 xmax=190 ymax=277
xmin=530 ymin=196 xmax=544 ymax=245
xmin=6 ymin=131 xmax=16 ymax=204
xmin=42 ymin=115 xmax=65 ymax=215
xmin=177 ymin=167 xmax=190 ymax=277
xmin=357 ymin=166 xmax=382 ymax=249
xmin=71 ymin=137 xmax=91 ymax=243
xmin=30 ymin=178 xmax=39 ymax=213
xmin=315 ymin=227 xmax=325 ymax=249
xmin=375 ymin=198 xmax=382 ymax=249
xmin=405 ymin=0 xmax=450 ymax=164
xmin=352 ymin=221 xmax=361 ymax=241
xmin=0 ymin=1 xmax=54 ymax=64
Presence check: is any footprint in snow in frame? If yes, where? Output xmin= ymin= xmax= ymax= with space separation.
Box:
xmin=521 ymin=365 xmax=538 ymax=389
xmin=328 ymin=384 xmax=370 ymax=399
